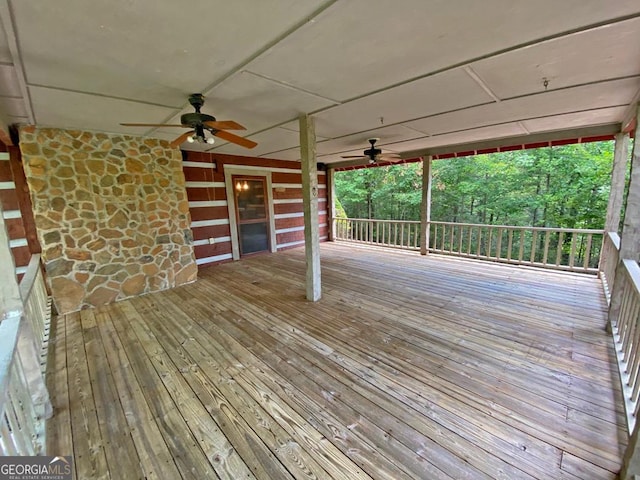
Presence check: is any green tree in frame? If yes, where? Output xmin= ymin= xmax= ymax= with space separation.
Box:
xmin=335 ymin=141 xmax=615 ymax=230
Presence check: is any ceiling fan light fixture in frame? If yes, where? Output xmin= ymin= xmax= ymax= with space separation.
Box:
xmin=186 ymin=135 xmax=195 ymax=143
xmin=206 ymin=136 xmax=215 ymax=145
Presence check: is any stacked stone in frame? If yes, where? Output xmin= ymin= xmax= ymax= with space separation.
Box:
xmin=20 ymin=127 xmax=197 ymax=314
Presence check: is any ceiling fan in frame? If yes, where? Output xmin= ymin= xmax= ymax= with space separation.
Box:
xmin=341 ymin=138 xmax=401 ymax=164
xmin=120 ymin=93 xmax=258 ymax=149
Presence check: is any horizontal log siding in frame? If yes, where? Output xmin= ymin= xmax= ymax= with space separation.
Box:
xmin=183 ymin=151 xmax=327 ymax=267
xmin=0 ymin=147 xmax=32 ymax=280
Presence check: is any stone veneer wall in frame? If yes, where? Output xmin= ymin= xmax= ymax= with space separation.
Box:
xmin=19 ymin=127 xmax=197 ymax=314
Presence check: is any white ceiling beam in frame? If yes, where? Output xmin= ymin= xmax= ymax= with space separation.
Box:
xmin=405 ymin=124 xmax=621 ymax=159
xmin=464 ymin=66 xmax=501 ymax=102
xmin=242 ymin=70 xmax=341 ymax=105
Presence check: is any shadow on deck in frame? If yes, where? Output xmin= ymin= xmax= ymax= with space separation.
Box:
xmin=46 ymin=242 xmax=625 ymax=479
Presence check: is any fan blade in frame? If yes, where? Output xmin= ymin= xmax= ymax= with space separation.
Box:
xmin=204 ymin=120 xmax=246 ymax=130
xmin=376 ymin=153 xmax=402 ymax=161
xmin=212 ymin=130 xmax=257 ymax=149
xmin=341 ymin=155 xmax=366 ymax=159
xmin=120 ymin=123 xmax=186 ymax=127
xmin=169 ymin=131 xmax=195 ymax=148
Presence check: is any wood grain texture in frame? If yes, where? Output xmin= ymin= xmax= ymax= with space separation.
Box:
xmin=47 ymin=243 xmax=624 ymax=479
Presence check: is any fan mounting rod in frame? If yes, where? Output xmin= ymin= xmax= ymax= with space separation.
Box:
xmin=188 ymin=93 xmax=205 ymax=113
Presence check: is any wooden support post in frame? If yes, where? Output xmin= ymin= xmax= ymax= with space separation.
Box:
xmin=605 ymin=133 xmax=630 ymax=233
xmin=0 ymin=202 xmax=21 ymax=321
xmin=327 ymin=167 xmax=336 ymax=241
xmin=299 ymin=114 xmax=321 ymax=301
xmin=420 ymin=156 xmax=432 ymax=255
xmin=618 ymin=105 xmax=640 ymax=480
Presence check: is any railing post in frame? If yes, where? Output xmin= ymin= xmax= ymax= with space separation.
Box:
xmin=327 ymin=167 xmax=336 ymax=242
xmin=420 ymin=156 xmax=432 ymax=255
xmin=299 ymin=114 xmax=321 ymax=302
xmin=606 ymin=132 xmax=630 ymax=234
xmin=610 ymin=106 xmax=640 ymax=332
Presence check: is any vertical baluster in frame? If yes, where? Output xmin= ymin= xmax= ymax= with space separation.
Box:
xmin=485 ymin=227 xmax=492 ymax=258
xmin=569 ymin=232 xmax=577 ymax=269
xmin=556 ymin=232 xmax=564 ymax=266
xmin=630 ymin=306 xmax=640 ymax=401
xmin=1 ymin=417 xmax=17 ymax=455
xmin=400 ymin=222 xmax=405 ymax=249
xmin=626 ymin=301 xmax=640 ymax=374
xmin=619 ymin=282 xmax=633 ymax=349
xmin=507 ymin=229 xmax=513 ymax=261
xmin=7 ymin=364 xmax=35 ymax=455
xmin=529 ymin=230 xmax=538 ymax=264
xmin=623 ymin=298 xmax=640 ymax=364
xmin=440 ymin=224 xmax=446 ymax=251
xmin=583 ymin=233 xmax=593 ymax=270
xmin=627 ymin=309 xmax=640 ymax=399
xmin=449 ymin=224 xmax=454 ymax=253
xmin=542 ymin=231 xmax=551 ymax=265
xmin=433 ymin=224 xmax=438 ymax=251
xmin=467 ymin=227 xmax=473 ymax=255
xmin=516 ymin=229 xmax=524 ymax=262
xmin=476 ymin=228 xmax=482 ymax=257
xmin=496 ymin=228 xmax=503 ymax=260
xmin=620 ymin=284 xmax=634 ymax=359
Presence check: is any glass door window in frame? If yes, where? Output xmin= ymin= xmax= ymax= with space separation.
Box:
xmin=234 ymin=176 xmax=270 ymax=255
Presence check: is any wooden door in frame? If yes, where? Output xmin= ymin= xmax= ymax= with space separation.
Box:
xmin=233 ymin=176 xmax=271 ymax=256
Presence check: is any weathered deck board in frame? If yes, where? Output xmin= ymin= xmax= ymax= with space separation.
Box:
xmin=46 ymin=243 xmax=624 ymax=479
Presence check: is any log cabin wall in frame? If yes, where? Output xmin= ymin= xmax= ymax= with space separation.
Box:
xmin=0 ymin=143 xmax=39 ymax=281
xmin=183 ymin=151 xmax=328 ymax=268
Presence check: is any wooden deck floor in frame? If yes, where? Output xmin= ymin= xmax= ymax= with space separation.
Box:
xmin=46 ymin=242 xmax=625 ymax=479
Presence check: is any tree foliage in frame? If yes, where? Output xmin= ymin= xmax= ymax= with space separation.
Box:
xmin=335 ymin=142 xmax=617 ymax=229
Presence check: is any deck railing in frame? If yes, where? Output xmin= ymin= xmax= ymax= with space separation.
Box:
xmin=335 ymin=218 xmax=421 ymax=251
xmin=610 ymin=259 xmax=640 ymax=435
xmin=0 ymin=254 xmax=52 ymax=455
xmin=335 ymin=218 xmax=604 ymax=273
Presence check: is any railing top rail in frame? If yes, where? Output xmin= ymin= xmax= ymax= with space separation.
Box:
xmin=623 ymin=259 xmax=640 ymax=297
xmin=428 ymin=220 xmax=603 ymax=234
xmin=339 ymin=218 xmax=421 ymax=225
xmin=607 ymin=231 xmax=621 ymax=250
xmin=19 ymin=254 xmax=41 ymax=301
xmin=0 ymin=315 xmax=21 ymax=418
xmin=340 ymin=217 xmax=604 ymax=234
